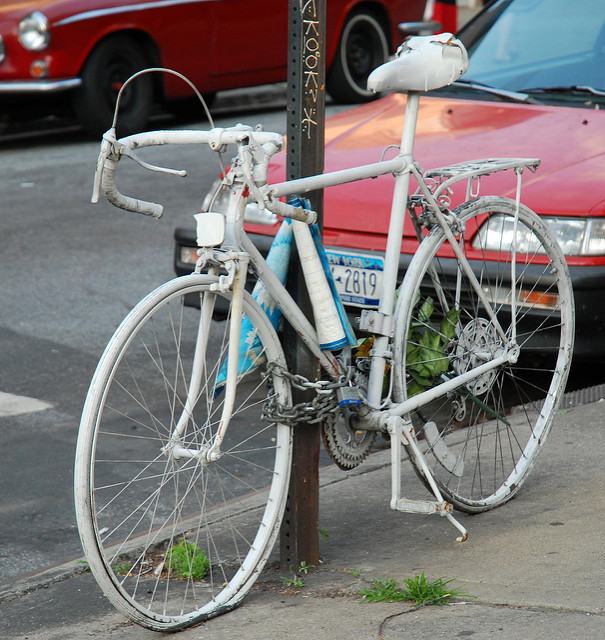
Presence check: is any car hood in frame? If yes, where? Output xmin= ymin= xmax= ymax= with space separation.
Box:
xmin=264 ymin=94 xmax=605 ymax=251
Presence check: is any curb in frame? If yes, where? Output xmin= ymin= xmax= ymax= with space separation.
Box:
xmin=0 ymin=448 xmax=392 ymax=606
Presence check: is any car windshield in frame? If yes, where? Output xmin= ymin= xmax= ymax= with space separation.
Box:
xmin=456 ymin=0 xmax=605 ymax=104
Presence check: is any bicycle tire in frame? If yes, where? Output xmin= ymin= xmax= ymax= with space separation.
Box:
xmin=393 ymin=197 xmax=574 ymax=513
xmin=74 ymin=274 xmax=292 ymax=630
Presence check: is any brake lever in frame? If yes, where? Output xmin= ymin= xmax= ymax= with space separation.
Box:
xmin=119 ymin=144 xmax=188 ymax=178
xmin=91 ymin=127 xmax=188 ymax=205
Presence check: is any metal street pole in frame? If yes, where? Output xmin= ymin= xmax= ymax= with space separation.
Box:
xmin=280 ymin=0 xmax=326 ymax=570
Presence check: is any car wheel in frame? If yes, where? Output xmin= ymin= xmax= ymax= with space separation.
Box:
xmin=169 ymin=93 xmax=216 ymax=123
xmin=327 ymin=11 xmax=389 ymax=103
xmin=73 ymin=35 xmax=154 ymax=137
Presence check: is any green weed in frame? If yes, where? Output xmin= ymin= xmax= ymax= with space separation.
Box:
xmin=280 ymin=561 xmax=316 ymax=589
xmin=298 ymin=561 xmax=315 ymax=574
xmin=360 ymin=577 xmax=408 ymax=603
xmin=167 ymin=539 xmax=210 ymax=581
xmin=281 ymin=575 xmax=305 ymax=588
xmin=345 ymin=568 xmax=362 ymax=577
xmin=114 ymin=563 xmax=133 ymax=576
xmin=77 ymin=560 xmax=91 ymax=573
xmin=360 ymin=573 xmax=473 ymax=607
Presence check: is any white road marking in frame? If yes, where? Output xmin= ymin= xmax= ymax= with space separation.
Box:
xmin=0 ymin=391 xmax=53 ymax=417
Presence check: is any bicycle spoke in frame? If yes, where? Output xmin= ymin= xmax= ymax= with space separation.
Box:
xmin=395 ymin=197 xmax=573 ymax=511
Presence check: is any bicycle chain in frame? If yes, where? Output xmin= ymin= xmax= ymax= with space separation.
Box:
xmin=260 ymin=361 xmax=343 ymax=426
xmin=262 ymin=360 xmax=376 ymax=470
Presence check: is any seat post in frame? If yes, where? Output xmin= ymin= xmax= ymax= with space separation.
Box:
xmin=378 ymin=89 xmax=420 ymax=318
xmin=366 ymin=91 xmax=420 ymax=408
xmin=401 ymin=90 xmax=420 ymax=155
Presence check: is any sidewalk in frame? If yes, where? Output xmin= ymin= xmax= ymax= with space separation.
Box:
xmin=2 ymin=396 xmax=604 ymax=639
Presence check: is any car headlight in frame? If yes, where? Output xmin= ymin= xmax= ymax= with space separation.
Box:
xmin=19 ymin=12 xmax=50 ymax=51
xmin=473 ymin=215 xmax=605 ymax=256
xmin=0 ymin=35 xmax=5 ymax=64
xmin=202 ymin=178 xmax=278 ymax=225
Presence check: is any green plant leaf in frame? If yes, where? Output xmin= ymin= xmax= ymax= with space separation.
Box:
xmin=360 ymin=578 xmax=408 ymax=603
xmin=406 ymin=299 xmax=460 ymax=397
xmin=298 ymin=561 xmax=315 ymax=574
xmin=440 ymin=308 xmax=460 ymax=340
xmin=281 ymin=575 xmax=305 ymax=588
xmin=418 ymin=298 xmax=434 ymax=323
xmin=407 ymin=379 xmax=426 ymax=397
xmin=167 ymin=539 xmax=210 ymax=581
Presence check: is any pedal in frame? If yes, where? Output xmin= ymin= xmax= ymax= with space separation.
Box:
xmin=336 ymin=386 xmax=362 ymax=407
xmin=392 ymin=498 xmax=452 ymax=515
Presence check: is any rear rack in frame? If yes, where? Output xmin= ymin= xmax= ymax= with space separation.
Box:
xmin=423 ymin=157 xmax=540 ymax=200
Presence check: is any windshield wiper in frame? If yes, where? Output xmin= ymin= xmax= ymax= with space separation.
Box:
xmin=452 ymin=79 xmax=536 ymax=103
xmin=522 ymin=85 xmax=605 ymax=98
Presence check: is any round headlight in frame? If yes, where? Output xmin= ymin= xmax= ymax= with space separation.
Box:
xmin=19 ymin=12 xmax=50 ymax=51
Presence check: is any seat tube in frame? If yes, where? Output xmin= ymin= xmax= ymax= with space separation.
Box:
xmin=367 ymin=92 xmax=420 ymax=408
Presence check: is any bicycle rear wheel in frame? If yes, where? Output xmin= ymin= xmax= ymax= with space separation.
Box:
xmin=393 ymin=197 xmax=574 ymax=513
xmin=74 ymin=274 xmax=292 ymax=631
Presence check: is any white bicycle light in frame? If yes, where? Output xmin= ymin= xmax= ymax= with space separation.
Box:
xmin=194 ymin=212 xmax=225 ymax=247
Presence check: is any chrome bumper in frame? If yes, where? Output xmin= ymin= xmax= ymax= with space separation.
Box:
xmin=0 ymin=78 xmax=82 ymax=93
xmin=398 ymin=20 xmax=442 ymax=35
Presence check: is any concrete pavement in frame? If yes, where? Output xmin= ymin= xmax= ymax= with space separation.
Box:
xmin=1 ymin=394 xmax=604 ymax=639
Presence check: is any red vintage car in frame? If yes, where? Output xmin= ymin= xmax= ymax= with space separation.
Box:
xmin=174 ymin=0 xmax=605 ymax=360
xmin=0 ymin=0 xmax=428 ymax=135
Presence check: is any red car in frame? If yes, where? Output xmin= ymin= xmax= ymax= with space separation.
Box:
xmin=175 ymin=0 xmax=605 ymax=360
xmin=0 ymin=0 xmax=428 ymax=135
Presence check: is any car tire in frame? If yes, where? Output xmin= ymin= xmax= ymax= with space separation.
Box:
xmin=168 ymin=93 xmax=216 ymax=123
xmin=326 ymin=11 xmax=389 ymax=104
xmin=73 ymin=35 xmax=154 ymax=137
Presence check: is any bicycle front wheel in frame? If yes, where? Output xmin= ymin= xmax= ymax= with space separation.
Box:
xmin=74 ymin=274 xmax=292 ymax=631
xmin=393 ymin=197 xmax=574 ymax=513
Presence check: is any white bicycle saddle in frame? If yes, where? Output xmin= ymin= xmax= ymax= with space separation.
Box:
xmin=367 ymin=33 xmax=469 ymax=93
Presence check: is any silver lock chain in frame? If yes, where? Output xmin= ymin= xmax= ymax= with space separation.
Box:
xmin=261 ymin=361 xmax=353 ymax=427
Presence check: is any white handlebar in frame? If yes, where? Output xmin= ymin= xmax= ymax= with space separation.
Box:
xmin=100 ymin=157 xmax=164 ymax=218
xmin=92 ymin=126 xmax=317 ymax=224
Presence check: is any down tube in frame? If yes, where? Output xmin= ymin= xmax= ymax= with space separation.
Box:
xmin=239 ymin=232 xmax=343 ymax=380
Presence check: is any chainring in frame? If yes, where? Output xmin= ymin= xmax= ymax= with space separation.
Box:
xmin=321 ymin=406 xmax=377 ymax=470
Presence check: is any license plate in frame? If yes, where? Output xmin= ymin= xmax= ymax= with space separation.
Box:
xmin=325 ymin=250 xmax=383 ymax=308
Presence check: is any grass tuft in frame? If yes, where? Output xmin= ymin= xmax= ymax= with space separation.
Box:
xmin=360 ymin=573 xmax=474 ymax=607
xmin=167 ymin=538 xmax=210 ymax=580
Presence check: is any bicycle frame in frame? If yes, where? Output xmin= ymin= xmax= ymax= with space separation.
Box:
xmin=219 ymin=92 xmax=533 ymax=429
xmin=92 ymin=89 xmax=540 ymax=541
xmin=79 ymin=35 xmax=575 ymax=628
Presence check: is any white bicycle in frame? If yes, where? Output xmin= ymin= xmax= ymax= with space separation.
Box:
xmin=74 ymin=35 xmax=574 ymax=631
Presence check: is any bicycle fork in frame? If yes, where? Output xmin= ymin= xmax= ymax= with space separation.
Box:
xmin=163 ymin=255 xmax=249 ymax=464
